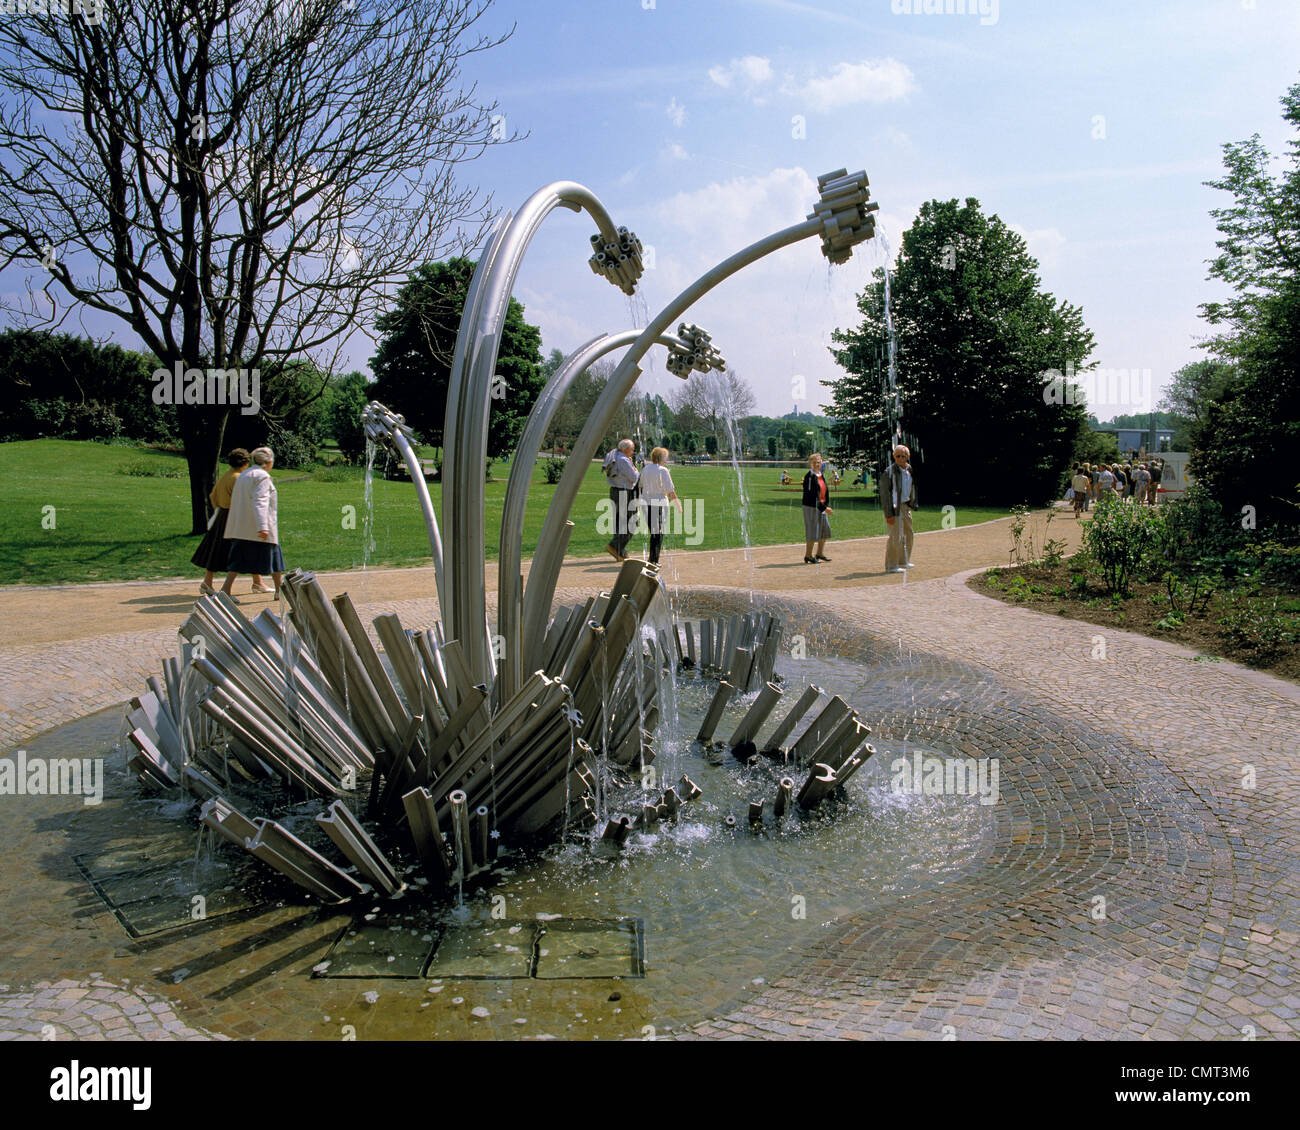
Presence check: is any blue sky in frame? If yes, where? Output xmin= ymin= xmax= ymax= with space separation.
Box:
xmin=4 ymin=1 xmax=1298 ymax=423
xmin=439 ymin=0 xmax=1300 ymax=418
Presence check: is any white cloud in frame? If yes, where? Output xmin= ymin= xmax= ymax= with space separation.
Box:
xmin=786 ymin=58 xmax=916 ymax=112
xmin=631 ymin=167 xmax=889 ymax=413
xmin=1009 ymin=224 xmax=1068 ymax=269
xmin=666 ymin=97 xmax=687 ymax=127
xmin=661 ymin=141 xmax=690 ymax=162
xmin=707 ymin=55 xmax=774 ymax=92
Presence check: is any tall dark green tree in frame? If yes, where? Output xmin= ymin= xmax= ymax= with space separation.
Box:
xmin=1190 ymin=77 xmax=1300 ymax=530
xmin=0 ymin=328 xmax=173 ymax=441
xmin=827 ymin=198 xmax=1095 ymax=505
xmin=370 ymin=258 xmax=544 ymax=458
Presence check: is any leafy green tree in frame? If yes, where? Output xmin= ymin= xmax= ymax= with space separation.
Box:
xmin=224 ymin=359 xmax=331 ymax=454
xmin=1200 ymin=81 xmax=1300 ymax=345
xmin=1191 ymin=277 xmax=1300 ymax=529
xmin=370 ymin=258 xmax=544 ymax=458
xmin=704 ymin=434 xmax=718 ymax=456
xmin=827 ymin=198 xmax=1095 ymax=505
xmin=767 ymin=435 xmax=778 ymax=459
xmin=1072 ymin=427 xmax=1120 ymax=468
xmin=1159 ymin=362 xmax=1235 ymax=450
xmin=328 ymin=371 xmax=374 ymax=463
xmin=1190 ymin=77 xmax=1300 ymax=530
xmin=539 ymin=347 xmax=565 ymax=382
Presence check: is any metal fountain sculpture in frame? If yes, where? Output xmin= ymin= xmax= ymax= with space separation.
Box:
xmin=125 ymin=170 xmax=882 ymax=903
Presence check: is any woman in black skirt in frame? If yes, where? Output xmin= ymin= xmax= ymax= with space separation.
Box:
xmin=222 ymin=446 xmax=286 ymax=598
xmin=191 ymin=448 xmax=251 ymax=593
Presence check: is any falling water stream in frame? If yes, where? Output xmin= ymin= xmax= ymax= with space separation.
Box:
xmin=708 ymin=371 xmax=756 ymax=603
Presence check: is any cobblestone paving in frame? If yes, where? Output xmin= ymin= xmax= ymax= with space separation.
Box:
xmin=0 ymin=978 xmax=221 ymax=1041
xmin=1 ymin=520 xmax=1297 ymax=1041
xmin=676 ymin=577 xmax=1300 ymax=1040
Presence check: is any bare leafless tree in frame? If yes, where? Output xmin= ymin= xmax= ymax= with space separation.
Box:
xmin=0 ymin=0 xmax=512 ymax=530
xmin=669 ymin=368 xmax=756 ymax=444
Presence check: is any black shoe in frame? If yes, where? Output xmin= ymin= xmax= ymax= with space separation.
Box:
xmin=816 ymin=554 xmax=831 ymax=562
xmin=804 ymin=556 xmax=816 ymax=564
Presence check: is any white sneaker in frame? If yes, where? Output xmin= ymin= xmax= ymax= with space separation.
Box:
xmin=903 ymin=562 xmax=915 ymax=568
xmin=886 ymin=567 xmax=905 ymax=574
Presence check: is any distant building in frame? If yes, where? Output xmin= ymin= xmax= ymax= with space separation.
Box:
xmin=1095 ymin=427 xmax=1175 ymax=457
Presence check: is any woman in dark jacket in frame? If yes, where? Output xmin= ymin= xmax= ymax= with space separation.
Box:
xmin=801 ymin=453 xmax=833 ymax=564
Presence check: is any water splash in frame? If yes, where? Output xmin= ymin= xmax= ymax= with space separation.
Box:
xmin=707 ymin=371 xmax=755 ymax=602
xmin=362 ymin=438 xmax=378 ymax=569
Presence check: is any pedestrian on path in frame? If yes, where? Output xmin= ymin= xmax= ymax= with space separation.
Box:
xmin=191 ymin=447 xmax=253 ymax=593
xmin=638 ymin=447 xmax=681 ymax=565
xmin=801 ymin=452 xmax=833 ymax=564
xmin=1071 ymin=465 xmax=1091 ymax=518
xmin=1131 ymin=462 xmax=1151 ymax=505
xmin=1097 ymin=463 xmax=1115 ymax=499
xmin=602 ymin=438 xmax=639 ymax=562
xmin=883 ymin=444 xmax=918 ymax=573
xmin=222 ymin=446 xmax=285 ymax=598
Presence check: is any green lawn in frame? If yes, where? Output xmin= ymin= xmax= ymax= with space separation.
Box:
xmin=0 ymin=440 xmax=1009 ymax=585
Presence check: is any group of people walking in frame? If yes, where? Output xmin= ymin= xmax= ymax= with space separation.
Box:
xmin=1068 ymin=459 xmax=1163 ymax=517
xmin=190 ymin=446 xmax=285 ymax=597
xmin=602 ymin=439 xmax=682 ymax=566
xmin=604 ymin=438 xmax=920 ymax=576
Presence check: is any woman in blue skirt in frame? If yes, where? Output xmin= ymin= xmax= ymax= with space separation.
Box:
xmin=221 ymin=446 xmax=285 ymax=598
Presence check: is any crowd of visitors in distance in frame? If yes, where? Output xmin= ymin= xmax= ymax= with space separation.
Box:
xmin=1067 ymin=459 xmax=1164 ymax=518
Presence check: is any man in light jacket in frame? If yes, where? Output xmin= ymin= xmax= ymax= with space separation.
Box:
xmin=603 ymin=438 xmax=640 ymax=562
xmin=882 ymin=444 xmax=918 ymax=573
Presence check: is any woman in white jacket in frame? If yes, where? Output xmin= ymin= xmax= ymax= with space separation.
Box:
xmin=221 ymin=446 xmax=285 ymax=597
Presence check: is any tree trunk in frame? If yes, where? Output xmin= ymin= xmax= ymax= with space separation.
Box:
xmin=180 ymin=407 xmax=230 ymax=535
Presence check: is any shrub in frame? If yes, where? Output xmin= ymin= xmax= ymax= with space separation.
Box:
xmin=1252 ymin=539 xmax=1300 ymax=590
xmin=1161 ymin=569 xmax=1218 ymax=617
xmin=27 ymin=397 xmax=69 ymax=435
xmin=1081 ymin=494 xmax=1163 ymax=596
xmin=269 ymin=429 xmax=320 ymax=470
xmin=1155 ymin=485 xmax=1235 ymax=570
xmin=1217 ymin=590 xmax=1299 ymax=662
xmin=542 ymin=455 xmax=566 ymax=484
xmin=64 ymin=400 xmax=124 ymax=441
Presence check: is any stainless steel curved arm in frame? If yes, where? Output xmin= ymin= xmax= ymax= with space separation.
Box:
xmin=495 ymin=329 xmax=690 ymax=703
xmin=521 ymin=215 xmax=825 ymax=666
xmin=442 ymin=183 xmax=630 ymax=688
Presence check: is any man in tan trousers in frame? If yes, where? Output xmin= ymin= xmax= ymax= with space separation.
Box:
xmin=882 ymin=444 xmax=918 ymax=573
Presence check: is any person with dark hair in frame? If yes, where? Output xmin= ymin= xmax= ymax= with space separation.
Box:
xmin=192 ymin=447 xmax=252 ymax=593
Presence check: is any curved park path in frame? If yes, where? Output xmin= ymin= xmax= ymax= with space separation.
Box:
xmin=2 ymin=511 xmax=1299 ymax=1042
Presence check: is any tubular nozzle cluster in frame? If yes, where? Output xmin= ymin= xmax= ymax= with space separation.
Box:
xmin=665 ymin=322 xmax=726 ymax=379
xmin=588 ymin=226 xmax=645 ymax=295
xmin=809 ymin=168 xmax=878 ymax=265
xmin=361 ymin=400 xmax=415 ymax=453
